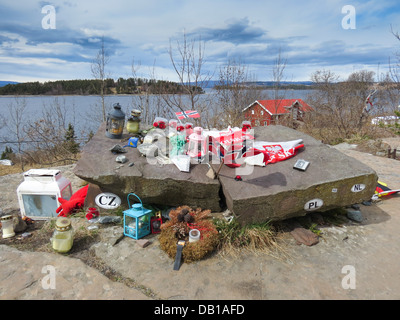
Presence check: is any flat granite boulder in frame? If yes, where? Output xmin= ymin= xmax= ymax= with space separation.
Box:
xmin=74 ymin=123 xmax=378 ymax=224
xmin=214 ymin=125 xmax=378 ymax=224
xmin=73 ymin=123 xmax=221 ymax=211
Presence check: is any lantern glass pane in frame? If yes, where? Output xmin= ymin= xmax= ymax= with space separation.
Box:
xmin=61 ymin=186 xmax=72 ymax=201
xmin=21 ymin=194 xmax=58 ymax=218
xmin=124 ymin=215 xmax=137 ymax=238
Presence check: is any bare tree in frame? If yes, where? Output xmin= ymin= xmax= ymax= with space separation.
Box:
xmin=386 ymin=26 xmax=400 ymax=111
xmin=4 ymin=97 xmax=27 ymax=171
xmin=270 ymin=48 xmax=288 ymax=124
xmin=24 ymin=98 xmax=80 ymax=165
xmin=131 ymin=57 xmax=170 ymax=125
xmin=377 ymin=72 xmax=400 ymax=115
xmin=165 ymin=32 xmax=214 ymax=126
xmin=304 ymin=69 xmax=377 ymax=144
xmin=91 ymin=36 xmax=110 ymax=122
xmin=347 ymin=70 xmax=376 ymax=129
xmin=214 ymin=58 xmax=260 ymax=128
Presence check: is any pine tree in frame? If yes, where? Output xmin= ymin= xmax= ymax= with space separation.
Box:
xmin=64 ymin=123 xmax=80 ymax=154
xmin=1 ymin=146 xmax=13 ymax=160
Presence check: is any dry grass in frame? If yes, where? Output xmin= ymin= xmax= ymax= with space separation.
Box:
xmin=0 ymin=152 xmax=80 ymax=177
xmin=0 ymin=163 xmax=41 ymax=177
xmin=213 ymin=218 xmax=291 ymax=261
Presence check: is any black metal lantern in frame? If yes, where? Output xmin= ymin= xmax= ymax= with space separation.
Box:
xmin=106 ymin=103 xmax=125 ymax=139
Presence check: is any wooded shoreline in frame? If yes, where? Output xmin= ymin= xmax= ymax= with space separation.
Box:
xmin=0 ymin=78 xmax=318 ymax=96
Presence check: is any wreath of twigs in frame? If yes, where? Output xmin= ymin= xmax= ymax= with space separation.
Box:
xmin=159 ymin=206 xmax=219 ymax=263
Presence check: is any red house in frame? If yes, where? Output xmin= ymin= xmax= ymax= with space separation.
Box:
xmin=242 ymin=99 xmax=313 ymax=127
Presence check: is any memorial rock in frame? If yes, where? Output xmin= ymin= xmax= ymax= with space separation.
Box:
xmin=213 ymin=125 xmax=378 ymax=224
xmin=74 ymin=123 xmax=378 ymax=224
xmin=73 ymin=123 xmax=221 ymax=211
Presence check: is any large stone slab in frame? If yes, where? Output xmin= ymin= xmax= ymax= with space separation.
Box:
xmin=73 ymin=123 xmax=221 ymax=211
xmin=74 ymin=123 xmax=378 ymax=224
xmin=215 ymin=125 xmax=378 ymax=224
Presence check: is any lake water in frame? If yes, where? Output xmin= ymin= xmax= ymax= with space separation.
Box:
xmin=0 ymin=89 xmax=314 ymax=151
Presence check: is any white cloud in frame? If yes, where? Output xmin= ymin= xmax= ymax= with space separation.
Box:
xmin=0 ymin=0 xmax=399 ymax=82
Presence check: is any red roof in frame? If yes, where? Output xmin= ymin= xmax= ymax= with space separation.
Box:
xmin=244 ymin=99 xmax=313 ymax=115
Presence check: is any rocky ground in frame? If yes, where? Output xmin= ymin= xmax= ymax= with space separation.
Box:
xmin=0 ymin=138 xmax=399 ymax=300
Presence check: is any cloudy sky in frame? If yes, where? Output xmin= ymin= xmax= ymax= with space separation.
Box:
xmin=1 ymin=0 xmax=400 ymax=83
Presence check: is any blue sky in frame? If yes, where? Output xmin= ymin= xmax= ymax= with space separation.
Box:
xmin=1 ymin=0 xmax=400 ymax=83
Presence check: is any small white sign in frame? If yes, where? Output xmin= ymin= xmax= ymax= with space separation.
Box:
xmin=304 ymin=198 xmax=324 ymax=211
xmin=95 ymin=192 xmax=121 ymax=209
xmin=351 ymin=184 xmax=365 ymax=193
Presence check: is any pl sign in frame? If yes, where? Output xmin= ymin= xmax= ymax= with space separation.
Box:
xmin=95 ymin=192 xmax=121 ymax=209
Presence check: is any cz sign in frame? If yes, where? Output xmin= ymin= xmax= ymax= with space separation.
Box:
xmin=95 ymin=192 xmax=121 ymax=209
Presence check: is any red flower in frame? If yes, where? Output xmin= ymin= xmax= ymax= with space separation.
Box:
xmin=153 ymin=121 xmax=159 ymax=128
xmin=242 ymin=124 xmax=251 ymax=131
xmin=158 ymin=122 xmax=166 ymax=129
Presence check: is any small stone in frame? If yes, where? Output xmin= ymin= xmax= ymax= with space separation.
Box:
xmin=362 ymin=200 xmax=372 ymax=206
xmin=136 ymin=239 xmax=151 ymax=248
xmin=290 ymin=227 xmax=319 ymax=246
xmin=21 ymin=232 xmax=31 ymax=238
xmin=128 ymin=162 xmax=134 ymax=167
xmin=110 ymin=144 xmax=127 ymax=154
xmin=346 ymin=208 xmax=363 ymax=222
xmin=116 ymin=155 xmax=127 ymax=163
xmin=13 ymin=215 xmax=27 ymax=233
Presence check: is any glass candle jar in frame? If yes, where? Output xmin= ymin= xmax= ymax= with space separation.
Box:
xmin=188 ymin=127 xmax=207 ymax=163
xmin=1 ymin=215 xmax=15 ymax=239
xmin=126 ymin=109 xmax=141 ymax=134
xmin=126 ymin=117 xmax=140 ymax=134
xmin=51 ymin=217 xmax=74 ymax=253
xmin=189 ymin=229 xmax=200 ymax=242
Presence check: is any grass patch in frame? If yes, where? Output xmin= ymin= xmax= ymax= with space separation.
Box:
xmin=213 ymin=218 xmax=287 ymax=258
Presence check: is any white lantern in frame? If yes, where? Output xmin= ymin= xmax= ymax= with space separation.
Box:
xmin=17 ymin=169 xmax=72 ymax=219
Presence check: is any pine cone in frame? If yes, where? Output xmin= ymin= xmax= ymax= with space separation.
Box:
xmin=177 ymin=213 xmax=185 ymax=222
xmin=184 ymin=213 xmax=194 ymax=223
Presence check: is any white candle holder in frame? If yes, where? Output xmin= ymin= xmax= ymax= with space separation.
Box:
xmin=1 ymin=215 xmax=15 ymax=239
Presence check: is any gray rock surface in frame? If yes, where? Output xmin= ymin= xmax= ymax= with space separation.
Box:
xmin=215 ymin=125 xmax=378 ymax=224
xmin=74 ymin=123 xmax=221 ymax=211
xmin=0 ymin=244 xmax=148 ymax=300
xmin=0 ymin=144 xmax=400 ymax=300
xmin=75 ymin=124 xmax=378 ymax=224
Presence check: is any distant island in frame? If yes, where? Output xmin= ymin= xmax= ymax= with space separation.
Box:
xmin=0 ymin=78 xmax=316 ymax=95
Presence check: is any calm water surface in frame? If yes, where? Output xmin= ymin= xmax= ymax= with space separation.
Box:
xmin=0 ymin=90 xmax=314 ymax=151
